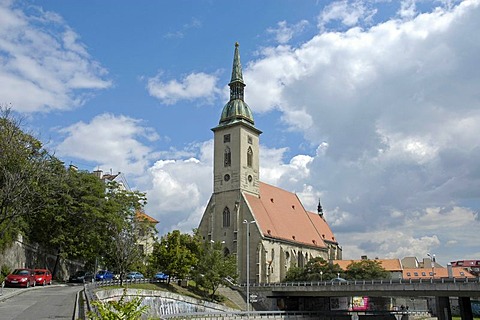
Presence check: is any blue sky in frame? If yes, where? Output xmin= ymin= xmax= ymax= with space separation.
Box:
xmin=1 ymin=0 xmax=480 ymax=265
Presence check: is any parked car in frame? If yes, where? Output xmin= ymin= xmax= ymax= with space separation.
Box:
xmin=4 ymin=268 xmax=36 ymax=288
xmin=69 ymin=270 xmax=94 ymax=283
xmin=153 ymin=272 xmax=169 ymax=281
xmin=126 ymin=271 xmax=144 ymax=280
xmin=95 ymin=270 xmax=114 ymax=281
xmin=34 ymin=269 xmax=52 ymax=286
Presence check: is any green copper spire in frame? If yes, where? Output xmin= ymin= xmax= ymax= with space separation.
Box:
xmin=230 ymin=42 xmax=244 ymax=85
xmin=219 ymin=42 xmax=254 ymax=126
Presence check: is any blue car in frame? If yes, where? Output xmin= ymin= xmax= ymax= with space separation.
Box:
xmin=126 ymin=271 xmax=144 ymax=280
xmin=153 ymin=272 xmax=169 ymax=281
xmin=95 ymin=270 xmax=114 ymax=281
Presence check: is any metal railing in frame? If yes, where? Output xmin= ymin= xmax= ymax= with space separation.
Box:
xmin=242 ymin=276 xmax=480 ymax=288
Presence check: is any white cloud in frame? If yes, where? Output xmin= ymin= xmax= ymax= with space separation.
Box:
xmin=318 ymin=0 xmax=377 ymax=30
xmin=55 ymin=113 xmax=159 ymax=175
xmin=147 ymin=72 xmax=221 ymax=105
xmin=240 ymin=0 xmax=480 ymax=264
xmin=267 ymin=20 xmax=309 ymax=44
xmin=0 ymin=1 xmax=111 ymax=113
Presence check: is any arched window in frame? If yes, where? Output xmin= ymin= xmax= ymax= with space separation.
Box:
xmin=224 ymin=147 xmax=231 ymax=167
xmin=224 ymin=247 xmax=230 ymax=256
xmin=247 ymin=147 xmax=253 ymax=167
xmin=222 ymin=207 xmax=230 ymax=227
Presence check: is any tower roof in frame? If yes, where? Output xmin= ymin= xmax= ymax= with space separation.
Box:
xmin=218 ymin=42 xmax=255 ymax=126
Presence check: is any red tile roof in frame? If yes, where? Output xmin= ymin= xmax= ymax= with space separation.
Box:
xmin=244 ymin=182 xmax=337 ymax=249
xmin=403 ymin=267 xmax=475 ymax=279
xmin=135 ymin=210 xmax=159 ymax=224
xmin=333 ymin=259 xmax=403 ymax=271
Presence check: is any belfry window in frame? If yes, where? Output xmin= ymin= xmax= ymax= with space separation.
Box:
xmin=247 ymin=147 xmax=253 ymax=167
xmin=224 ymin=134 xmax=230 ymax=143
xmin=223 ymin=207 xmax=230 ymax=227
xmin=224 ymin=147 xmax=231 ymax=167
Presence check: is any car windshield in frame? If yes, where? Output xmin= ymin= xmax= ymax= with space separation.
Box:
xmin=13 ymin=269 xmax=29 ymax=275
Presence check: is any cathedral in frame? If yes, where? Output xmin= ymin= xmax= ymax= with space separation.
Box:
xmin=197 ymin=43 xmax=342 ymax=284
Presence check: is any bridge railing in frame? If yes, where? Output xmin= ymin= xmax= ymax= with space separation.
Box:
xmin=242 ymin=277 xmax=479 ymax=287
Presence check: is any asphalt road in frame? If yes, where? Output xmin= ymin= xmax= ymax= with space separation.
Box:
xmin=0 ymin=283 xmax=82 ymax=320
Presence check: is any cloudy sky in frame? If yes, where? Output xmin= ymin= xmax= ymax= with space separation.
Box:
xmin=1 ymin=0 xmax=479 ymax=266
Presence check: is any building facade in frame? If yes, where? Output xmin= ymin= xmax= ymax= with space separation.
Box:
xmin=197 ymin=43 xmax=341 ymax=284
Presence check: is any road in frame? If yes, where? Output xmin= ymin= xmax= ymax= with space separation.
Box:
xmin=0 ymin=284 xmax=82 ymax=320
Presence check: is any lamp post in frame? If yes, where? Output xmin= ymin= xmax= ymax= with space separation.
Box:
xmin=320 ymin=271 xmax=323 ymax=282
xmin=243 ymin=219 xmax=255 ymax=314
xmin=427 ymin=253 xmax=436 ymax=279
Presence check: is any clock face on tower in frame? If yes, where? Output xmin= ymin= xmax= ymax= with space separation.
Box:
xmin=224 ymin=174 xmax=230 ymax=182
xmin=248 ymin=175 xmax=253 ymax=182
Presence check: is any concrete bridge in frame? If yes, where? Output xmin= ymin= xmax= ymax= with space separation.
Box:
xmin=246 ymin=277 xmax=480 ymax=320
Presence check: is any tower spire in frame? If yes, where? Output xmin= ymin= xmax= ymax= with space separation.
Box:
xmin=317 ymin=198 xmax=324 ymax=217
xmin=218 ymin=42 xmax=255 ymax=126
xmin=230 ymin=42 xmax=244 ymax=85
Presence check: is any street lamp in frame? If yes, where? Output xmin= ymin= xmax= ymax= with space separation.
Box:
xmin=320 ymin=271 xmax=323 ymax=282
xmin=243 ymin=219 xmax=255 ymax=314
xmin=427 ymin=253 xmax=436 ymax=278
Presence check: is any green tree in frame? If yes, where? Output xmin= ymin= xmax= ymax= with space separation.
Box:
xmin=151 ymin=230 xmax=199 ymax=283
xmin=0 ymin=107 xmax=51 ymax=250
xmin=88 ymin=288 xmax=149 ymax=320
xmin=345 ymin=259 xmax=389 ymax=280
xmin=192 ymin=241 xmax=237 ymax=300
xmin=25 ymin=164 xmax=112 ymax=273
xmin=284 ymin=257 xmax=344 ymax=282
xmin=102 ymin=182 xmax=148 ymax=282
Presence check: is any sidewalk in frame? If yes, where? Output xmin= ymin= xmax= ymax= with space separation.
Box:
xmin=0 ymin=286 xmax=24 ymax=302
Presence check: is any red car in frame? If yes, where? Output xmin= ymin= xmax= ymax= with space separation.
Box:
xmin=34 ymin=269 xmax=52 ymax=286
xmin=4 ymin=268 xmax=36 ymax=288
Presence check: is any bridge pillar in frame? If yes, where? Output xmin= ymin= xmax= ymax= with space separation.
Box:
xmin=435 ymin=296 xmax=452 ymax=320
xmin=458 ymin=297 xmax=473 ymax=320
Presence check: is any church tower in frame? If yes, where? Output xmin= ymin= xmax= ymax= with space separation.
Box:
xmin=198 ymin=43 xmax=341 ymax=285
xmin=212 ymin=42 xmax=262 ymax=196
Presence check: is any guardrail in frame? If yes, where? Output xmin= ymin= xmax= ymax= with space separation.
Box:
xmin=91 ymin=277 xmax=169 ymax=287
xmin=159 ymin=310 xmax=432 ymax=319
xmin=242 ymin=277 xmax=480 ymax=288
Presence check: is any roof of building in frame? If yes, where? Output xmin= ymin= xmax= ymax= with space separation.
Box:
xmin=403 ymin=267 xmax=475 ymax=279
xmin=244 ymin=182 xmax=338 ymax=249
xmin=135 ymin=210 xmax=159 ymax=224
xmin=333 ymin=259 xmax=403 ymax=271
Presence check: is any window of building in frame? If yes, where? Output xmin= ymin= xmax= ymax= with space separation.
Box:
xmin=407 ymin=272 xmax=411 ymax=277
xmin=223 ymin=207 xmax=230 ymax=227
xmin=224 ymin=147 xmax=231 ymax=167
xmin=224 ymin=247 xmax=230 ymax=256
xmin=247 ymin=147 xmax=253 ymax=167
xmin=224 ymin=134 xmax=230 ymax=143
xmin=429 ymin=272 xmax=434 ymax=276
xmin=422 ymin=272 xmax=426 ymax=276
xmin=248 ymin=135 xmax=252 ymax=144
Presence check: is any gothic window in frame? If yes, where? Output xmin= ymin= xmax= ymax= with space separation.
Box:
xmin=224 ymin=147 xmax=231 ymax=167
xmin=247 ymin=147 xmax=253 ymax=167
xmin=223 ymin=207 xmax=230 ymax=227
xmin=224 ymin=247 xmax=230 ymax=256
